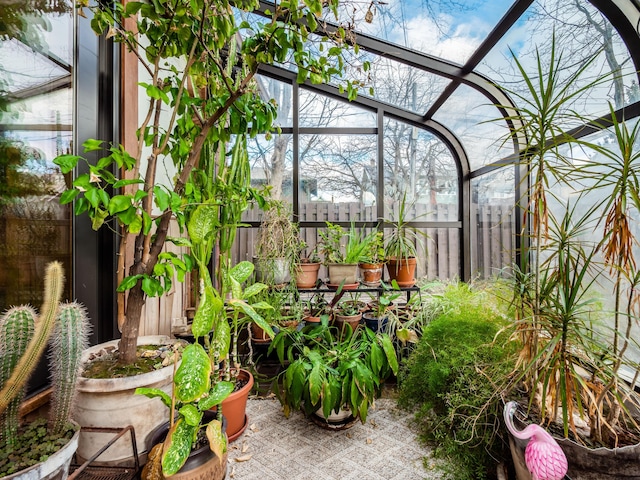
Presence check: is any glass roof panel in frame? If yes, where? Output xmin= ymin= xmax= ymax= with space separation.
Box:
xmin=334 ymin=52 xmax=450 ymax=114
xmin=477 ymin=0 xmax=636 ymax=126
xmin=299 ymin=89 xmax=376 ymax=128
xmin=339 ymin=0 xmax=515 ymax=65
xmin=432 ymin=84 xmax=513 ymax=170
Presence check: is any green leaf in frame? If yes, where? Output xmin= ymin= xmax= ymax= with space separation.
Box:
xmin=229 ymin=261 xmax=254 ymax=283
xmin=179 ymin=404 xmax=202 ymax=427
xmin=117 ymin=274 xmax=142 ymax=292
xmin=243 ymin=282 xmax=267 ymax=299
xmin=91 ymin=208 xmax=108 ymax=230
xmin=53 ymin=154 xmax=81 ymax=174
xmin=174 ymin=344 xmax=211 ymax=402
xmin=198 ymin=381 xmax=234 ymax=410
xmin=60 ymin=189 xmax=79 ymax=204
xmin=379 ymin=335 xmax=398 ymax=375
xmin=135 ymin=387 xmax=172 ymax=408
xmin=187 ymin=204 xmax=217 ymax=244
xmin=162 ymin=418 xmax=194 ymax=476
xmin=191 ymin=286 xmax=222 ymax=338
xmin=108 ymin=195 xmax=132 ymax=215
xmin=82 ymin=138 xmax=105 ymax=152
xmin=154 ymin=186 xmax=170 ymax=211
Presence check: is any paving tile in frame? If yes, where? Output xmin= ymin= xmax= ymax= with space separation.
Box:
xmin=226 ymin=397 xmax=444 ymax=479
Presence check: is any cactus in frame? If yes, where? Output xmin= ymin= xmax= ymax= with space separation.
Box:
xmin=0 ymin=261 xmax=63 ymax=415
xmin=0 ymin=306 xmax=36 ymax=447
xmin=48 ymin=302 xmax=91 ymax=435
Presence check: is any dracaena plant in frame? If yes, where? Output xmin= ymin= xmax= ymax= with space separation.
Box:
xmin=53 ymin=0 xmax=368 ymax=364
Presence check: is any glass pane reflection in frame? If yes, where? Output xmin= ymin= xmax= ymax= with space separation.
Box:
xmin=0 ymin=0 xmax=73 ymax=308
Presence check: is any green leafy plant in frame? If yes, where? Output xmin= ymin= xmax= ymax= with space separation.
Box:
xmin=360 ymin=229 xmax=385 ymax=264
xmin=384 ymin=192 xmax=429 ymax=264
xmin=55 ymin=0 xmax=368 ymax=364
xmin=270 ymin=319 xmax=398 ymax=422
xmin=398 ymin=283 xmax=516 ymax=480
xmin=319 ymin=222 xmax=374 ymax=264
xmin=0 ymin=262 xmax=90 ymax=476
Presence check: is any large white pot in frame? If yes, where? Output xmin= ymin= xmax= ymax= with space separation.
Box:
xmin=2 ymin=422 xmax=80 ymax=480
xmin=73 ymin=335 xmax=177 ymax=463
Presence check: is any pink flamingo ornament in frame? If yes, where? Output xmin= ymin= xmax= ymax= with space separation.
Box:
xmin=504 ymin=401 xmax=568 ymax=480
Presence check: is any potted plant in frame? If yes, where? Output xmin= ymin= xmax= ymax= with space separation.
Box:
xmin=270 ymin=318 xmax=398 ymax=427
xmin=302 ymin=293 xmax=330 ymax=324
xmin=319 ymin=222 xmax=372 ymax=288
xmin=384 ymin=193 xmax=429 ymax=288
xmin=332 ymin=292 xmax=366 ymax=335
xmin=53 ymin=0 xmax=363 ymax=460
xmin=362 ymin=280 xmax=402 ymax=332
xmin=295 ymin=243 xmax=322 ymax=289
xmin=359 ymin=229 xmax=385 ymax=287
xmin=254 ymin=201 xmax=302 ymax=286
xmin=495 ymin=38 xmax=640 ymax=478
xmin=0 ymin=261 xmax=90 ymax=480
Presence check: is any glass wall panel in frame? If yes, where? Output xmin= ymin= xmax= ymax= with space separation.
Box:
xmin=298 ymin=134 xmax=377 ymax=222
xmin=383 ymin=118 xmax=458 ymax=219
xmin=432 ymin=84 xmax=513 ymax=171
xmin=478 ymin=0 xmax=636 ymax=124
xmin=245 ymin=133 xmax=293 ymax=221
xmin=299 ymin=89 xmax=376 ymax=128
xmin=470 ymin=168 xmax=516 ymax=278
xmin=0 ymin=1 xmax=73 ymax=308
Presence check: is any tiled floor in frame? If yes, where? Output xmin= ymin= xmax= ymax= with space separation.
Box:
xmin=226 ymin=396 xmax=444 ymax=480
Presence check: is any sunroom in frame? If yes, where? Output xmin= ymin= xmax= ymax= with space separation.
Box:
xmin=1 ymin=1 xmax=640 ymax=479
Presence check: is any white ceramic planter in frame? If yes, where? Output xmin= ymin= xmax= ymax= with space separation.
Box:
xmin=73 ymin=335 xmax=177 ymax=463
xmin=2 ymin=423 xmax=80 ymax=480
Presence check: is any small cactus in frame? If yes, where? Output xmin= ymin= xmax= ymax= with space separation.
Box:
xmin=48 ymin=302 xmax=91 ymax=435
xmin=0 ymin=306 xmax=36 ymax=447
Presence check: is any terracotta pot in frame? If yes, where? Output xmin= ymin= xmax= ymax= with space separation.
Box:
xmin=74 ymin=335 xmax=177 ymax=463
xmin=386 ymin=257 xmax=417 ymax=288
xmin=333 ymin=312 xmax=362 ymax=334
xmin=250 ymin=322 xmax=272 ymax=344
xmin=359 ymin=262 xmax=384 ymax=287
xmin=295 ymin=262 xmax=321 ymax=289
xmin=4 ymin=422 xmax=80 ymax=480
xmin=327 ymin=263 xmax=359 ymax=286
xmin=219 ymin=369 xmax=253 ymax=443
xmin=145 ymin=411 xmax=227 ymax=480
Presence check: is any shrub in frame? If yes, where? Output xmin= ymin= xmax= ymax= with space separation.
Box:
xmin=398 ymin=282 xmax=517 ymax=480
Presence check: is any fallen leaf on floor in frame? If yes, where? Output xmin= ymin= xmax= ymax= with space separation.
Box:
xmin=370 ymin=419 xmax=378 ymax=428
xmin=235 ymin=454 xmax=253 ymax=462
xmin=242 ymin=443 xmax=249 ymax=453
xmin=229 ymin=466 xmax=236 ymax=478
xmin=346 ymin=432 xmax=352 ymax=438
xmin=366 ymin=438 xmax=373 ymax=444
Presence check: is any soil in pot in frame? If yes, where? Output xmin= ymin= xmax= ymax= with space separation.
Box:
xmin=0 ymin=418 xmax=78 ymax=478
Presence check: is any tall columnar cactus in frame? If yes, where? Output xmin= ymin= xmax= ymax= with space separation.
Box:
xmin=0 ymin=306 xmax=36 ymax=447
xmin=0 ymin=262 xmax=64 ymax=431
xmin=48 ymin=302 xmax=90 ymax=435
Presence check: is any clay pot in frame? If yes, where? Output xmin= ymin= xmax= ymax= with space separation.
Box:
xmin=386 ymin=257 xmax=417 ymax=288
xmin=359 ymin=262 xmax=384 ymax=287
xmin=295 ymin=262 xmax=321 ymax=289
xmin=219 ymin=369 xmax=254 ymax=443
xmin=250 ymin=323 xmax=272 ymax=344
xmin=333 ymin=312 xmax=362 ymax=335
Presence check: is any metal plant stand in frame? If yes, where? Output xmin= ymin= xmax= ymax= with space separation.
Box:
xmin=68 ymin=426 xmax=139 ymax=480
